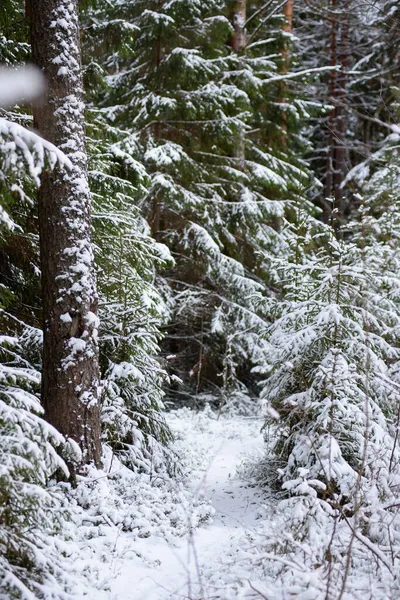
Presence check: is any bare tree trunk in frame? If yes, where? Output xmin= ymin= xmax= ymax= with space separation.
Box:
xmin=230 ymin=0 xmax=247 ymax=167
xmin=324 ymin=0 xmax=337 ymax=218
xmin=31 ymin=0 xmax=102 ymax=467
xmin=150 ymin=1 xmax=167 ymax=239
xmin=231 ymin=0 xmax=247 ymax=52
xmin=324 ymin=0 xmax=349 ymax=223
xmin=282 ymin=0 xmax=294 ymax=66
xmin=334 ymin=1 xmax=349 ymax=222
xmin=151 ymin=21 xmax=163 ymax=239
xmin=280 ymin=0 xmax=294 ymax=144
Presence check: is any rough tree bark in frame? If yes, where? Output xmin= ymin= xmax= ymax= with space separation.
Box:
xmin=324 ymin=0 xmax=337 ymax=216
xmin=280 ymin=0 xmax=294 ymax=144
xmin=151 ymin=13 xmax=164 ymax=239
xmin=231 ymin=0 xmax=247 ymax=52
xmin=31 ymin=0 xmax=102 ymax=467
xmin=334 ymin=0 xmax=349 ymax=222
xmin=324 ymin=0 xmax=349 ymax=222
xmin=230 ymin=0 xmax=247 ymax=168
xmin=282 ymin=0 xmax=294 ymax=66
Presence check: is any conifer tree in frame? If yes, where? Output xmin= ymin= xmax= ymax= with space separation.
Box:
xmin=31 ymin=0 xmax=102 ymax=466
xmin=263 ymin=227 xmax=400 ymax=501
xmin=1 ymin=0 xmax=175 ymax=478
xmin=84 ymin=0 xmax=312 ymax=406
xmin=87 ymin=125 xmax=175 ymax=469
xmin=256 ymin=188 xmax=400 ymax=592
xmin=0 ymin=65 xmax=72 ymax=600
xmin=294 ymin=0 xmax=400 ymax=219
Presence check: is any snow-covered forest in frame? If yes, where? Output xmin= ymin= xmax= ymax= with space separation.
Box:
xmin=1 ymin=0 xmax=400 ymax=598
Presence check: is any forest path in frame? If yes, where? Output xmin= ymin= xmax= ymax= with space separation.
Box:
xmin=107 ymin=411 xmax=265 ymax=600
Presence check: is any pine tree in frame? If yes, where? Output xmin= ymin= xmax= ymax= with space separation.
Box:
xmin=0 ymin=329 xmax=69 ymax=599
xmin=80 ymin=2 xmax=176 ymax=469
xmin=31 ymin=0 xmax=102 ymax=467
xmin=0 ymin=66 xmax=71 ymax=600
xmin=257 ymin=210 xmax=400 ymax=595
xmin=88 ymin=129 xmax=175 ymax=470
xmin=1 ymin=0 xmax=175 ymax=479
xmin=83 ymin=0 xmax=312 ymax=407
xmin=263 ymin=220 xmax=400 ymax=499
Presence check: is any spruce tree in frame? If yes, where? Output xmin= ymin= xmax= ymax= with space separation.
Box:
xmin=84 ymin=0 xmax=312 ymax=407
xmin=263 ymin=227 xmax=400 ymax=504
xmin=31 ymin=0 xmax=102 ymax=467
xmin=0 ymin=65 xmax=71 ymax=600
xmin=87 ymin=126 xmax=175 ymax=470
xmin=1 ymin=0 xmax=175 ymax=479
xmin=257 ymin=209 xmax=400 ymax=595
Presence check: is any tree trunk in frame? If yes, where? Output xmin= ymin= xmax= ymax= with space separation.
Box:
xmin=334 ymin=1 xmax=349 ymax=223
xmin=231 ymin=0 xmax=247 ymax=52
xmin=324 ymin=0 xmax=337 ymax=218
xmin=151 ymin=20 xmax=163 ymax=239
xmin=282 ymin=0 xmax=294 ymax=66
xmin=230 ymin=0 xmax=247 ymax=167
xmin=324 ymin=0 xmax=349 ymax=223
xmin=31 ymin=0 xmax=102 ymax=467
xmin=280 ymin=0 xmax=294 ymax=144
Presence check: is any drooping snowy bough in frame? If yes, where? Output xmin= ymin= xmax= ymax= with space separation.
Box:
xmin=0 ymin=68 xmax=72 ymax=599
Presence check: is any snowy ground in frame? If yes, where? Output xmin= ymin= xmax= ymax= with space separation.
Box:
xmin=69 ymin=408 xmax=266 ymax=600
xmin=57 ymin=407 xmax=400 ymax=600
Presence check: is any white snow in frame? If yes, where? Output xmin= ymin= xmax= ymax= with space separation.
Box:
xmin=0 ymin=65 xmax=45 ymax=108
xmin=59 ymin=408 xmax=400 ymax=599
xmin=107 ymin=412 xmax=264 ymax=600
xmin=0 ymin=117 xmax=72 ymax=184
xmin=64 ymin=409 xmax=265 ymax=600
xmin=60 ymin=312 xmax=73 ymax=323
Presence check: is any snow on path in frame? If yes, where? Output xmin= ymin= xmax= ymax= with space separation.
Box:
xmin=104 ymin=412 xmax=265 ymax=600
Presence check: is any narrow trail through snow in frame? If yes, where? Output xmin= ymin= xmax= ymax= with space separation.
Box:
xmin=106 ymin=412 xmax=265 ymax=600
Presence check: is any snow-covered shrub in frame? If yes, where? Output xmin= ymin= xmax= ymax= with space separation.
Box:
xmin=0 ymin=116 xmax=71 ymax=241
xmin=96 ymin=220 xmax=174 ymax=473
xmin=0 ymin=64 xmax=73 ymax=598
xmin=101 ymin=357 xmax=174 ymax=474
xmin=262 ymin=225 xmax=400 ymax=505
xmin=253 ymin=219 xmax=400 ymax=596
xmin=87 ymin=117 xmax=175 ymax=473
xmin=0 ymin=332 xmax=69 ymax=599
xmin=222 ymin=492 xmax=400 ymax=599
xmin=70 ymin=444 xmax=214 ymax=543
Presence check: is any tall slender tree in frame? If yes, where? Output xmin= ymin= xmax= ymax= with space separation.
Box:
xmin=294 ymin=0 xmax=399 ymax=219
xmin=230 ymin=0 xmax=246 ymax=52
xmin=31 ymin=0 xmax=102 ymax=466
